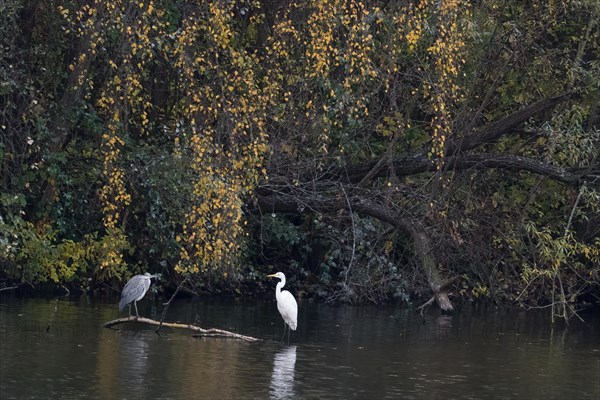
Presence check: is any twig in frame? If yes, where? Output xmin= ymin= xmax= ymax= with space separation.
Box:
xmin=340 ymin=183 xmax=356 ymax=285
xmin=156 ymin=277 xmax=188 ymax=334
xmin=103 ymin=316 xmax=260 ymax=342
xmin=46 ymin=299 xmax=59 ymax=333
xmin=0 ymin=286 xmax=18 ymax=292
xmin=564 ymin=181 xmax=585 ymax=237
xmin=554 ymin=181 xmax=586 ymax=323
xmin=416 ymin=296 xmax=435 ymax=316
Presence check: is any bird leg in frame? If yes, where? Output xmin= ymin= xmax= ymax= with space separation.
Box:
xmin=128 ymin=304 xmax=132 ymax=317
xmin=134 ymin=301 xmax=140 ymax=318
xmin=281 ymin=322 xmax=287 ymax=342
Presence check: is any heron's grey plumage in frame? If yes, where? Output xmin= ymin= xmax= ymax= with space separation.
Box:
xmin=119 ymin=272 xmax=160 ymax=316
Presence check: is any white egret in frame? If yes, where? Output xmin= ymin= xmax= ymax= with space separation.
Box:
xmin=119 ymin=272 xmax=161 ymax=317
xmin=267 ymin=272 xmax=298 ymax=342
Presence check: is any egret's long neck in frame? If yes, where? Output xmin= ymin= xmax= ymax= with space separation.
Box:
xmin=276 ymin=278 xmax=285 ymax=294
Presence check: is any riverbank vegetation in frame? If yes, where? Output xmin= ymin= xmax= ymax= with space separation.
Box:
xmin=1 ymin=0 xmax=599 ymax=319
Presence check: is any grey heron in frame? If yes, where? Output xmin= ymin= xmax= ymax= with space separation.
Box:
xmin=119 ymin=272 xmax=161 ymax=317
xmin=267 ymin=272 xmax=298 ymax=342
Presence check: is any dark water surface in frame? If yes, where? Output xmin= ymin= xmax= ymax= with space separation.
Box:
xmin=0 ymin=295 xmax=599 ymax=399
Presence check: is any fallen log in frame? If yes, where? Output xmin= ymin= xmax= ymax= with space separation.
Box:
xmin=102 ymin=316 xmax=261 ymax=342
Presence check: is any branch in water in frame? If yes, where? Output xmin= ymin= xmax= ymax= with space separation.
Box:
xmin=102 ymin=316 xmax=261 ymax=342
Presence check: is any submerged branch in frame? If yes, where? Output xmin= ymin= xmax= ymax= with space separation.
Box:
xmin=103 ymin=317 xmax=261 ymax=342
xmin=416 ymin=297 xmax=435 ymax=316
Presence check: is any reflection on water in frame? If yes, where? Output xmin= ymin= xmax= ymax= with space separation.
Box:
xmin=118 ymin=334 xmax=151 ymax=396
xmin=0 ymin=297 xmax=599 ymax=399
xmin=270 ymin=345 xmax=297 ymax=399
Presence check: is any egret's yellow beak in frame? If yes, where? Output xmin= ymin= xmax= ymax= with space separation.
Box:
xmin=267 ymin=274 xmax=277 ymax=278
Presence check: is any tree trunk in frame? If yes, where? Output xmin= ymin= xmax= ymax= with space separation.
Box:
xmin=353 ymin=199 xmax=454 ymax=313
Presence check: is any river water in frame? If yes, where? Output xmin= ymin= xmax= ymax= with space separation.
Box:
xmin=0 ymin=295 xmax=598 ymax=399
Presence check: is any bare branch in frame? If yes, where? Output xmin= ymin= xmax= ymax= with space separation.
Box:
xmin=103 ymin=316 xmax=260 ymax=342
xmin=156 ymin=277 xmax=188 ymax=334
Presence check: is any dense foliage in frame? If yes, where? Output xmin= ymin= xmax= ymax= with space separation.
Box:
xmin=1 ymin=0 xmax=598 ymax=319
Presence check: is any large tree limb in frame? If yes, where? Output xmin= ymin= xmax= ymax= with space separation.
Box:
xmin=445 ymin=92 xmax=573 ymax=155
xmin=256 ymin=191 xmax=454 ymax=313
xmin=255 ymin=146 xmax=599 ymax=310
xmin=341 ymin=153 xmax=598 ymax=186
xmin=448 ymin=154 xmax=599 ymax=184
xmin=339 ymin=93 xmax=575 ymax=184
xmin=352 ymin=199 xmax=453 ymax=313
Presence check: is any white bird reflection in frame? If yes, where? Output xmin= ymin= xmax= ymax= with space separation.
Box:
xmin=269 ymin=345 xmax=297 ymax=399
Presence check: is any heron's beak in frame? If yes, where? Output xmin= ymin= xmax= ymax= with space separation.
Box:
xmin=267 ymin=274 xmax=277 ymax=278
